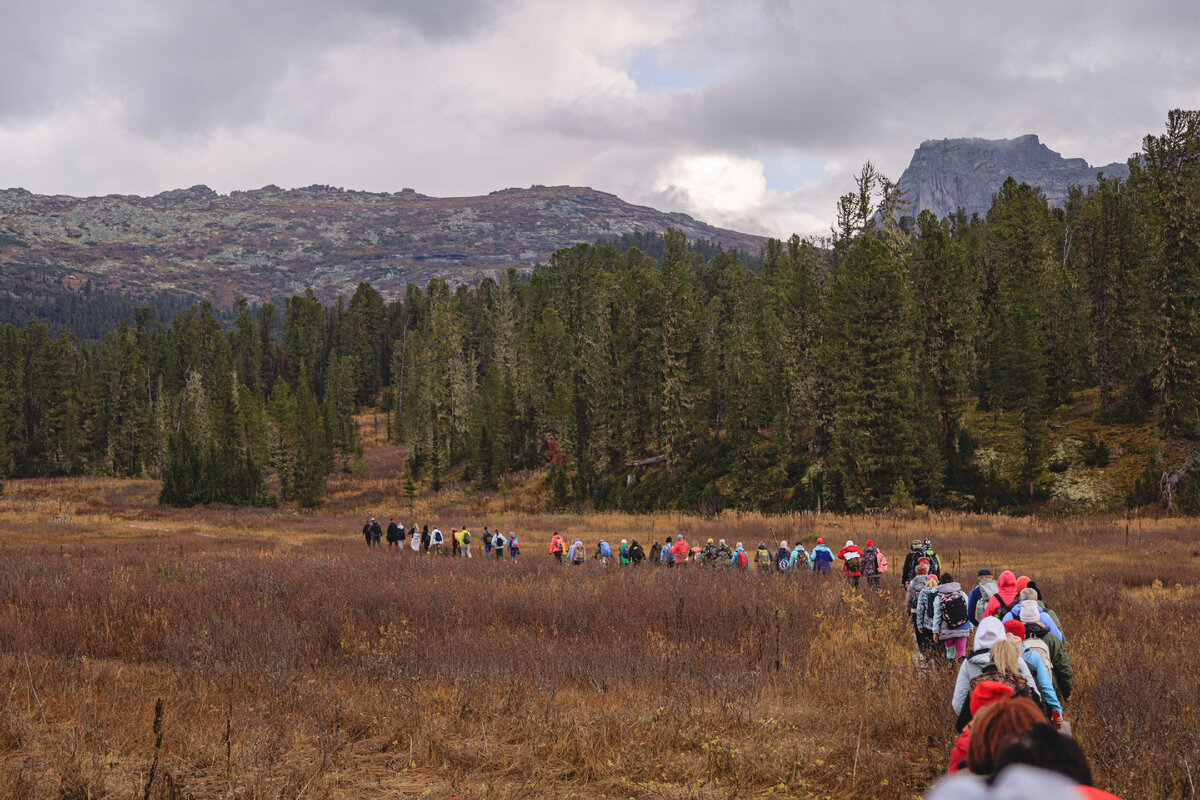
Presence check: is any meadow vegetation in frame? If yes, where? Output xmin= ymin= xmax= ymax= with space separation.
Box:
xmin=1 ymin=473 xmax=1198 ymax=799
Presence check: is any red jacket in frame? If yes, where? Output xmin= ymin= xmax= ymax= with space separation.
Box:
xmin=983 ymin=570 xmax=1019 ymax=616
xmin=549 ymin=535 xmax=566 ymax=554
xmin=837 ymin=545 xmax=863 ymax=576
xmin=671 ymin=538 xmax=690 ymax=563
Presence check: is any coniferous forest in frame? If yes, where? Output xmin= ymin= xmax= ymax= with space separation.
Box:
xmin=1 ymin=110 xmax=1198 ymax=513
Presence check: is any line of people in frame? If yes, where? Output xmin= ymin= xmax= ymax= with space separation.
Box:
xmin=898 ymin=540 xmax=1108 ymax=796
xmin=361 ymin=517 xmax=521 ymax=560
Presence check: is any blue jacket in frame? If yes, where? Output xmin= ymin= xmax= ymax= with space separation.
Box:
xmin=1003 ymin=607 xmax=1064 ymax=642
xmin=1022 ymin=647 xmax=1062 ymax=713
xmin=811 ymin=545 xmax=835 ymax=572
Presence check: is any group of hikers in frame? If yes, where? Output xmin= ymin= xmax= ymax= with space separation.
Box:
xmin=900 ymin=540 xmax=1116 ymax=797
xmin=544 ymin=532 xmax=891 ymax=580
xmin=360 ymin=517 xmax=521 ymax=560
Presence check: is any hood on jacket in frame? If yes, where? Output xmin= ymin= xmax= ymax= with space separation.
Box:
xmin=974 ymin=616 xmax=1005 ymax=651
xmin=996 ymin=570 xmax=1018 ymax=604
xmin=938 ymin=581 xmax=962 ymax=593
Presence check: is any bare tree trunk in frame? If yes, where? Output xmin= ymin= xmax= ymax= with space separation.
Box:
xmin=1160 ymin=446 xmax=1200 ymax=512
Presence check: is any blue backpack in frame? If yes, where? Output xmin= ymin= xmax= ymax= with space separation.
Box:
xmin=599 ymin=541 xmax=611 ymax=557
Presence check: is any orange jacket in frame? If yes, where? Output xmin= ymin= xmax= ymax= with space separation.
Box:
xmin=549 ymin=535 xmax=566 ymax=554
xmin=671 ymin=538 xmax=690 ymax=563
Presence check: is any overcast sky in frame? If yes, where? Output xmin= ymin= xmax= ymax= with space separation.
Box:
xmin=2 ymin=0 xmax=1198 ymax=238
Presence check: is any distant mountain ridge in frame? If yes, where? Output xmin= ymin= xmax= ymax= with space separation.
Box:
xmin=0 ymin=184 xmax=766 ymax=304
xmin=895 ymin=134 xmax=1130 ymax=221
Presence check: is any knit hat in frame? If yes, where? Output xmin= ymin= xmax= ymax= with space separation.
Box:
xmin=1016 ymin=575 xmax=1031 ymax=592
xmin=969 ymin=680 xmax=1016 ymax=716
xmin=1004 ymin=620 xmax=1026 ymax=640
xmin=1019 ymin=599 xmax=1042 ymax=624
xmin=978 ymin=567 xmax=992 ymax=576
xmin=974 ymin=616 xmax=1005 ymax=651
xmin=735 ymin=542 xmax=743 ymax=549
xmin=865 ymin=539 xmax=873 ymax=546
xmin=816 ymin=538 xmax=824 ymax=544
xmin=845 ymin=539 xmax=854 ymax=548
xmin=1019 ymin=588 xmax=1039 ymax=601
xmin=621 ymin=539 xmax=627 ymax=545
xmin=780 ymin=540 xmax=788 ymax=548
xmin=707 ymin=538 xmax=714 ymax=544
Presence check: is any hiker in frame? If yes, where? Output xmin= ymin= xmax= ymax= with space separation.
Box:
xmin=1005 ymin=595 xmax=1064 ymax=642
xmin=907 ymin=561 xmax=934 ymax=650
xmin=595 ymin=539 xmax=612 ymax=565
xmin=492 ymin=531 xmax=506 ymax=560
xmin=1023 ymin=615 xmax=1072 ymax=704
xmin=951 ymin=620 xmax=1038 ymax=729
xmin=363 ymin=519 xmax=373 ymax=547
xmin=922 ymin=539 xmax=941 ymax=576
xmin=901 ymin=539 xmax=927 ymax=585
xmin=386 ymin=518 xmax=400 ymax=547
xmin=916 ymin=575 xmax=941 ymax=648
xmin=948 ymin=680 xmax=1016 ymax=774
xmin=968 ymin=568 xmax=1000 ymax=625
xmin=1004 ymin=621 xmax=1062 ymax=727
xmin=731 ymin=542 xmax=749 ymax=570
xmin=948 ymin=696 xmax=1047 ymax=780
xmin=508 ymin=533 xmax=519 ymax=560
xmin=715 ymin=539 xmax=733 ymax=563
xmin=409 ymin=524 xmax=420 ymax=552
xmin=754 ymin=543 xmax=772 ymax=571
xmin=430 ymin=527 xmax=444 ymax=554
xmin=1016 ymin=581 xmax=1064 ymax=634
xmin=460 ymin=526 xmax=472 ymax=558
xmin=648 ymin=540 xmax=662 ymax=563
xmin=482 ymin=526 xmax=493 ymax=558
xmin=789 ymin=540 xmax=811 ymax=571
xmin=671 ymin=534 xmax=690 ymax=564
xmin=932 ymin=572 xmax=972 ymax=660
xmin=983 ymin=570 xmax=1021 ymax=618
xmin=689 ymin=544 xmax=702 ymax=563
xmin=699 ymin=538 xmax=718 ymax=565
xmin=775 ymin=540 xmax=792 ymax=571
xmin=549 ymin=532 xmax=566 ymax=562
xmin=619 ymin=539 xmax=631 ymax=565
xmin=568 ymin=537 xmax=586 ymax=565
xmin=861 ymin=539 xmax=885 ymax=588
xmin=811 ymin=538 xmax=835 ymax=574
xmin=450 ymin=528 xmax=461 ymax=557
xmin=989 ymin=725 xmax=1122 ymax=795
xmin=659 ymin=537 xmax=677 ymax=567
xmin=421 ymin=525 xmax=431 ymax=552
xmin=628 ymin=538 xmax=645 ymax=565
xmin=837 ymin=539 xmax=864 ymax=586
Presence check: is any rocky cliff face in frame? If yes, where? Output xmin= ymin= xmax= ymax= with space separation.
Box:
xmin=0 ymin=184 xmax=766 ymax=303
xmin=895 ymin=134 xmax=1130 ymax=221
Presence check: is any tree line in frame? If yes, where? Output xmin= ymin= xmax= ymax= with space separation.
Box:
xmin=1 ymin=110 xmax=1197 ymax=511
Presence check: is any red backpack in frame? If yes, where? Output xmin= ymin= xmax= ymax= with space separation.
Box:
xmin=735 ymin=550 xmax=749 ymax=569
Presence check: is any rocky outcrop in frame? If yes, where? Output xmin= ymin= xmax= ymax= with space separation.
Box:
xmin=895 ymin=135 xmax=1130 ymax=221
xmin=0 ymin=184 xmax=766 ymax=303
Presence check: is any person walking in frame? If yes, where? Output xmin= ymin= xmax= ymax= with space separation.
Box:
xmin=811 ymin=538 xmax=835 ymax=574
xmin=421 ymin=525 xmax=431 ymax=552
xmin=837 ymin=539 xmax=864 ymax=586
xmin=754 ymin=543 xmax=772 ymax=571
xmin=907 ymin=561 xmax=936 ymax=655
xmin=1004 ymin=621 xmax=1063 ymax=728
xmin=386 ymin=518 xmax=400 ymax=547
xmin=569 ymin=537 xmax=586 ymax=565
xmin=460 ymin=526 xmax=472 ymax=558
xmin=659 ymin=537 xmax=676 ymax=567
xmin=789 ymin=540 xmax=811 ymax=571
xmin=715 ymin=539 xmax=733 ymax=564
xmin=492 ymin=530 xmax=506 ymax=561
xmin=775 ymin=540 xmax=792 ymax=571
xmin=450 ymin=528 xmax=461 ymax=557
xmin=549 ymin=532 xmax=566 ymax=563
xmin=951 ymin=619 xmax=1038 ymax=725
xmin=482 ymin=526 xmax=493 ymax=559
xmin=618 ymin=539 xmax=632 ymax=565
xmin=410 ymin=524 xmax=420 ymax=552
xmin=932 ymin=572 xmax=972 ymax=661
xmin=508 ymin=533 xmax=519 ymax=560
xmin=671 ymin=534 xmax=690 ymax=565
xmin=983 ymin=570 xmax=1022 ymax=619
xmin=629 ymin=538 xmax=645 ymax=565
xmin=967 ymin=568 xmax=1000 ymax=625
xmin=731 ymin=542 xmax=749 ymax=570
xmin=861 ymin=539 xmax=884 ymax=588
xmin=595 ymin=539 xmax=612 ymax=565
xmin=901 ymin=539 xmax=926 ymax=586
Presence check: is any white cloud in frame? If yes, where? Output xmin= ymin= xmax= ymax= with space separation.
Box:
xmin=2 ymin=0 xmax=1199 ymax=239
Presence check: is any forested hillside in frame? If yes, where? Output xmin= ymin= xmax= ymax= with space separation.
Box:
xmin=2 ymin=111 xmax=1198 ymax=514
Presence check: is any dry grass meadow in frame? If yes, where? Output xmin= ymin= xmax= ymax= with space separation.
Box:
xmin=1 ymin=434 xmax=1199 ymax=799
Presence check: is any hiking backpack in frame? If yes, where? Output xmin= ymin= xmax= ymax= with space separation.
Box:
xmin=735 ymin=550 xmax=748 ymax=569
xmin=994 ymin=593 xmax=1022 ymax=621
xmin=792 ymin=549 xmax=810 ymax=569
xmin=975 ymin=580 xmax=999 ymax=623
xmin=846 ymin=555 xmax=862 ymax=573
xmin=599 ymin=541 xmax=611 ymax=558
xmin=877 ymin=552 xmax=888 ymax=573
xmin=940 ymin=591 xmax=969 ymax=629
xmin=777 ymin=555 xmax=791 ymax=571
xmin=462 ymin=530 xmax=470 ymax=545
xmin=662 ymin=546 xmax=675 ymax=564
xmin=1024 ymin=637 xmax=1053 ymax=675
